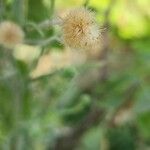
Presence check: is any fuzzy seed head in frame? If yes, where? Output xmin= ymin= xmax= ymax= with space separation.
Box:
xmin=0 ymin=21 xmax=24 ymax=48
xmin=62 ymin=8 xmax=101 ymax=50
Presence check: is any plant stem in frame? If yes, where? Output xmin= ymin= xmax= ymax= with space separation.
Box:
xmin=50 ymin=0 xmax=55 ymax=18
xmin=83 ymin=0 xmax=90 ymax=8
xmin=12 ymin=0 xmax=26 ymax=24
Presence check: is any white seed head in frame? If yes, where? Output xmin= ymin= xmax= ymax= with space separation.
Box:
xmin=62 ymin=8 xmax=101 ymax=50
xmin=0 ymin=21 xmax=24 ymax=48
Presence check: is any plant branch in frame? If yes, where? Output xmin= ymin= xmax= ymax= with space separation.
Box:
xmin=51 ymin=105 xmax=105 ymax=150
xmin=108 ymin=81 xmax=140 ymax=127
xmin=25 ymin=36 xmax=61 ymax=46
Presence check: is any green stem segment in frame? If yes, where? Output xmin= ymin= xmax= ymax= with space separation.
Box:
xmin=50 ymin=0 xmax=55 ymax=18
xmin=83 ymin=0 xmax=90 ymax=8
xmin=12 ymin=0 xmax=26 ymax=24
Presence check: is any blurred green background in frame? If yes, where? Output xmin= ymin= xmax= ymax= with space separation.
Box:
xmin=0 ymin=0 xmax=150 ymax=150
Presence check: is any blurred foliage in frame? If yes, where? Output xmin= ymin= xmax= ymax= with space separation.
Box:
xmin=0 ymin=0 xmax=150 ymax=150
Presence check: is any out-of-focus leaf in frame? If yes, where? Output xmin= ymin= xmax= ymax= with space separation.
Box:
xmin=60 ymin=94 xmax=91 ymax=124
xmin=28 ymin=0 xmax=49 ymax=22
xmin=107 ymin=126 xmax=136 ymax=150
xmin=78 ymin=126 xmax=102 ymax=150
xmin=137 ymin=112 xmax=150 ymax=140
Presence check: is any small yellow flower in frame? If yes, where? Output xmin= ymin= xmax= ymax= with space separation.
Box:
xmin=0 ymin=21 xmax=24 ymax=48
xmin=62 ymin=8 xmax=101 ymax=50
